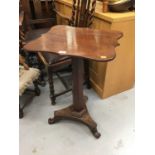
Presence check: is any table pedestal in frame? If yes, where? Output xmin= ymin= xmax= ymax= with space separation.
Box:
xmin=48 ymin=58 xmax=101 ymax=138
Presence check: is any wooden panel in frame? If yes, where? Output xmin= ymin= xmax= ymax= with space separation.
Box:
xmin=102 ymin=20 xmax=135 ymax=98
xmin=90 ymin=62 xmax=107 ymax=88
xmin=55 ymin=3 xmax=72 ymax=25
xmin=92 ymin=17 xmax=111 ymax=29
xmin=63 ymin=5 xmax=72 ymax=17
xmin=45 ymin=0 xmax=50 ymax=14
xmin=33 ymin=0 xmax=42 ymax=18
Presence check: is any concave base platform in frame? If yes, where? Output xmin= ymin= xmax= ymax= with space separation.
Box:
xmin=48 ymin=104 xmax=101 ymax=139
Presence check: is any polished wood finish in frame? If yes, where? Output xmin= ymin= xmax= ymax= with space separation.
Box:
xmin=55 ymin=0 xmax=135 ymax=98
xmin=24 ymin=25 xmax=123 ymax=138
xmin=24 ymin=25 xmax=123 ymax=61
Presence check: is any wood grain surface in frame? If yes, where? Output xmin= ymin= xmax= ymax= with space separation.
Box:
xmin=24 ymin=25 xmax=123 ymax=62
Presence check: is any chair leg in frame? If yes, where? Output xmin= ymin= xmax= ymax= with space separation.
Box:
xmin=33 ymin=81 xmax=41 ymax=96
xmin=38 ymin=70 xmax=46 ymax=87
xmin=84 ymin=60 xmax=91 ymax=89
xmin=19 ymin=104 xmax=24 ymax=119
xmin=48 ymin=67 xmax=56 ymax=105
xmin=37 ymin=56 xmax=46 ymax=87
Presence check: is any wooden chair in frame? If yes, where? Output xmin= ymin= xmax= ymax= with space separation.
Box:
xmin=19 ymin=54 xmax=40 ymax=118
xmin=20 ymin=0 xmax=58 ymax=86
xmin=20 ymin=0 xmax=73 ymax=105
xmin=38 ymin=0 xmax=97 ymax=105
xmin=19 ymin=8 xmax=41 ymax=118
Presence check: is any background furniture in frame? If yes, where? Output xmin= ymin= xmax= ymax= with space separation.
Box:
xmin=19 ymin=55 xmax=40 ymax=118
xmin=20 ymin=0 xmax=52 ymax=86
xmin=20 ymin=0 xmax=72 ymax=105
xmin=24 ymin=25 xmax=123 ymax=138
xmin=21 ymin=0 xmax=56 ymax=30
xmin=55 ymin=0 xmax=135 ymax=99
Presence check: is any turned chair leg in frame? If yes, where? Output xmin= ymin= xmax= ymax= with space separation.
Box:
xmin=19 ymin=104 xmax=24 ymax=119
xmin=38 ymin=70 xmax=46 ymax=87
xmin=33 ymin=81 xmax=41 ymax=96
xmin=48 ymin=67 xmax=56 ymax=105
xmin=37 ymin=58 xmax=46 ymax=87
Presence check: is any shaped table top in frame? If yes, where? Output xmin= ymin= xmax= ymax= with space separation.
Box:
xmin=24 ymin=25 xmax=123 ymax=62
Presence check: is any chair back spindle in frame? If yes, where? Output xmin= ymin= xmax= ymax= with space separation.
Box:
xmin=71 ymin=0 xmax=96 ymax=27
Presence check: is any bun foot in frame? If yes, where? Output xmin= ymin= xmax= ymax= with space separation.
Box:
xmin=19 ymin=111 xmax=24 ymax=119
xmin=92 ymin=129 xmax=101 ymax=139
xmin=51 ymin=101 xmax=56 ymax=105
xmin=48 ymin=118 xmax=55 ymax=124
xmin=50 ymin=97 xmax=56 ymax=105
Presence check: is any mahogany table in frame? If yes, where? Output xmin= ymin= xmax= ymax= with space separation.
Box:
xmin=24 ymin=25 xmax=123 ymax=138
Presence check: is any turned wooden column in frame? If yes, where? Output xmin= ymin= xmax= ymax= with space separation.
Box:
xmin=72 ymin=57 xmax=85 ymax=111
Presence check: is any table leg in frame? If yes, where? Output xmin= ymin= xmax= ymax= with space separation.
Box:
xmin=48 ymin=58 xmax=101 ymax=138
